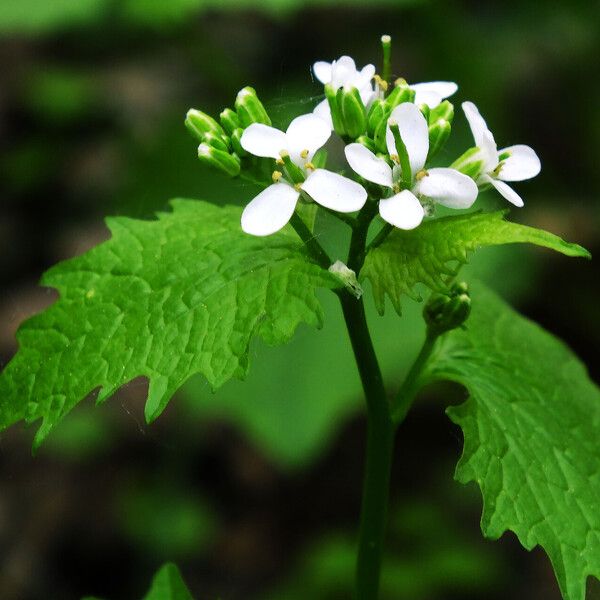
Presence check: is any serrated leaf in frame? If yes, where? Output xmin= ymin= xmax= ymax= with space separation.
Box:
xmin=142 ymin=563 xmax=194 ymax=600
xmin=0 ymin=200 xmax=337 ymax=449
xmin=361 ymin=211 xmax=590 ymax=315
xmin=424 ymin=282 xmax=600 ymax=600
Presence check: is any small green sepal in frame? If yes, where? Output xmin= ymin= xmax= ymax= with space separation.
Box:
xmin=427 ymin=118 xmax=451 ymax=160
xmin=324 ymin=83 xmax=346 ymax=136
xmin=429 ymin=100 xmax=454 ymax=125
xmin=339 ymin=86 xmax=367 ymax=139
xmin=451 ymin=146 xmax=485 ymax=179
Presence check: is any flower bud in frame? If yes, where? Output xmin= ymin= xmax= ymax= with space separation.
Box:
xmin=230 ymin=128 xmax=247 ymax=157
xmin=385 ymin=81 xmax=415 ymax=110
xmin=338 ymin=86 xmax=367 ymax=139
xmin=235 ymin=86 xmax=271 ymax=127
xmin=427 ymin=118 xmax=451 ymax=160
xmin=366 ymin=99 xmax=388 ymax=137
xmin=423 ymin=282 xmax=471 ymax=337
xmin=419 ymin=103 xmax=430 ymax=122
xmin=219 ymin=108 xmax=240 ymax=135
xmin=324 ymin=83 xmax=346 ymax=137
xmin=185 ymin=109 xmax=225 ymax=141
xmin=197 ymin=143 xmax=241 ymax=177
xmin=429 ymin=100 xmax=454 ymax=125
xmin=203 ymin=131 xmax=230 ymax=153
xmin=356 ymin=135 xmax=377 ymax=153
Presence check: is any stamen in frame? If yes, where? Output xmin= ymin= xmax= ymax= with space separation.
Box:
xmin=300 ymin=149 xmax=309 ymax=159
xmin=415 ymin=169 xmax=428 ymax=181
xmin=390 ymin=154 xmax=399 ymax=164
xmin=294 ymin=183 xmax=303 ymax=191
xmin=304 ymin=162 xmax=316 ymax=171
xmin=272 ymin=170 xmax=283 ymax=183
xmin=373 ymin=74 xmax=388 ymax=92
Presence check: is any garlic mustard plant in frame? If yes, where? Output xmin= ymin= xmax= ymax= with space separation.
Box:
xmin=0 ymin=35 xmax=595 ymax=600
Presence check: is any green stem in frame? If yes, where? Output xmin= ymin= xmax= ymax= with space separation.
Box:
xmin=366 ymin=222 xmax=393 ymax=254
xmin=289 ymin=211 xmax=332 ymax=270
xmin=347 ymin=201 xmax=379 ymax=273
xmin=391 ymin=332 xmax=437 ymax=424
xmin=339 ymin=293 xmax=394 ymax=600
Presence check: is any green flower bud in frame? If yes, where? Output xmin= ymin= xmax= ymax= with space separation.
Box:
xmin=385 ymin=81 xmax=415 ymax=110
xmin=419 ymin=103 xmax=430 ymax=122
xmin=219 ymin=108 xmax=240 ymax=135
xmin=203 ymin=131 xmax=230 ymax=153
xmin=235 ymin=86 xmax=271 ymax=127
xmin=324 ymin=83 xmax=346 ymax=137
xmin=367 ymin=99 xmax=387 ymax=137
xmin=429 ymin=100 xmax=454 ymax=125
xmin=423 ymin=282 xmax=471 ymax=337
xmin=451 ymin=147 xmax=484 ymax=179
xmin=338 ymin=86 xmax=367 ymax=139
xmin=356 ymin=135 xmax=377 ymax=153
xmin=197 ymin=143 xmax=241 ymax=177
xmin=427 ymin=118 xmax=451 ymax=160
xmin=230 ymin=128 xmax=247 ymax=157
xmin=185 ymin=109 xmax=225 ymax=141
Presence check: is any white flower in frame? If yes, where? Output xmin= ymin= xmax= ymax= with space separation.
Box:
xmin=462 ymin=101 xmax=541 ymax=207
xmin=410 ymin=81 xmax=458 ymax=108
xmin=312 ymin=56 xmax=376 ymax=129
xmin=240 ymin=114 xmax=367 ymax=236
xmin=345 ymin=102 xmax=478 ymax=230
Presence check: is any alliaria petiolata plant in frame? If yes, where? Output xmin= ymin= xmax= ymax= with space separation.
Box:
xmin=0 ymin=35 xmax=598 ymax=600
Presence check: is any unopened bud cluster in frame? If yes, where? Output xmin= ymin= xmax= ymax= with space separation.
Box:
xmin=423 ymin=282 xmax=471 ymax=337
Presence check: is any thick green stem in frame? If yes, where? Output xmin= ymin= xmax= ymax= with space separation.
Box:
xmin=391 ymin=332 xmax=437 ymax=424
xmin=340 ymin=294 xmax=394 ymax=600
xmin=347 ymin=201 xmax=379 ymax=273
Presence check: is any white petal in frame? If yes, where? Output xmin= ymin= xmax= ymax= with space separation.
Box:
xmin=379 ymin=190 xmax=425 ymax=230
xmin=386 ymin=102 xmax=429 ymax=174
xmin=480 ymin=130 xmax=499 ymax=173
xmin=286 ymin=114 xmax=331 ymax=162
xmin=462 ymin=101 xmax=489 ymax=148
xmin=313 ymin=61 xmax=332 ymax=84
xmin=313 ymin=99 xmax=333 ymax=129
xmin=497 ymin=145 xmax=541 ymax=181
xmin=344 ymin=143 xmax=393 ymax=187
xmin=355 ymin=64 xmax=376 ymax=90
xmin=415 ymin=167 xmax=478 ymax=209
xmin=488 ymin=178 xmax=524 ymax=207
xmin=411 ymin=81 xmax=458 ymax=106
xmin=301 ymin=169 xmax=367 ymax=213
xmin=241 ymin=123 xmax=287 ymax=159
xmin=241 ymin=183 xmax=299 ymax=236
xmin=330 ymin=55 xmax=357 ymax=87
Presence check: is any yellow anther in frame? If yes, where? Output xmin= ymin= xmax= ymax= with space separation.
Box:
xmin=304 ymin=161 xmax=315 ymax=171
xmin=392 ymin=183 xmax=401 ymax=194
xmin=272 ymin=170 xmax=283 ymax=183
xmin=415 ymin=169 xmax=428 ymax=181
xmin=300 ymin=149 xmax=309 ymax=159
xmin=294 ymin=183 xmax=303 ymax=191
xmin=373 ymin=74 xmax=389 ymax=91
xmin=390 ymin=154 xmax=399 ymax=164
xmin=276 ymin=158 xmax=285 ymax=165
xmin=279 ymin=149 xmax=289 ymax=158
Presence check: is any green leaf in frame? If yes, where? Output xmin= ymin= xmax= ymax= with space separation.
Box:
xmin=425 ymin=281 xmax=600 ymax=600
xmin=142 ymin=563 xmax=194 ymax=600
xmin=0 ymin=200 xmax=337 ymax=449
xmin=361 ymin=211 xmax=590 ymax=315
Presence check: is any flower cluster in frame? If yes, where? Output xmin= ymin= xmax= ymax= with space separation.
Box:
xmin=186 ymin=36 xmax=540 ymax=237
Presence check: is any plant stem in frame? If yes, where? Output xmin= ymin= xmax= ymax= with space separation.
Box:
xmin=347 ymin=201 xmax=378 ymax=273
xmin=391 ymin=332 xmax=437 ymax=425
xmin=366 ymin=222 xmax=393 ymax=254
xmin=289 ymin=211 xmax=332 ymax=270
xmin=339 ymin=293 xmax=394 ymax=600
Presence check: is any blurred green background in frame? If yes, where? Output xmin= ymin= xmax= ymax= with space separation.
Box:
xmin=0 ymin=1 xmax=598 ymax=599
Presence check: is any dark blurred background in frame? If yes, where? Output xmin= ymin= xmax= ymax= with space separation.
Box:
xmin=0 ymin=1 xmax=599 ymax=598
